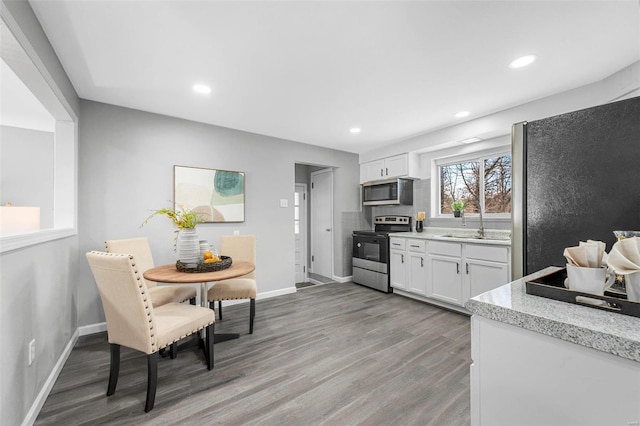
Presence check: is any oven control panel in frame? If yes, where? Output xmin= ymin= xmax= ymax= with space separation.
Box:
xmin=374 ymin=215 xmax=411 ymax=225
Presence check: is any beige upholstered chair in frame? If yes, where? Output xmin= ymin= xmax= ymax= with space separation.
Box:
xmin=105 ymin=237 xmax=196 ymax=307
xmin=86 ymin=251 xmax=215 ymax=412
xmin=207 ymin=235 xmax=257 ymax=334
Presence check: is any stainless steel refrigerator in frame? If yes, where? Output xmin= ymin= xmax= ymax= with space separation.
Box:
xmin=512 ymin=96 xmax=640 ymax=278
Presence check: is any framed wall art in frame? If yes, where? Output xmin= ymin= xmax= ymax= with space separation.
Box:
xmin=174 ymin=165 xmax=245 ymax=223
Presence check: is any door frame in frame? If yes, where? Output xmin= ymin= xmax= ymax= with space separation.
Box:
xmin=294 ymin=183 xmax=308 ymax=284
xmin=310 ymin=168 xmax=334 ymax=279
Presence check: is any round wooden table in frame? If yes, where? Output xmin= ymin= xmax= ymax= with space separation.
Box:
xmin=143 ymin=260 xmax=255 ymax=344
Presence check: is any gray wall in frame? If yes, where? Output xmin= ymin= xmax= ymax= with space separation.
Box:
xmin=78 ymin=100 xmax=360 ymax=326
xmin=0 ymin=1 xmax=80 ymax=425
xmin=0 ymin=125 xmax=55 ymax=229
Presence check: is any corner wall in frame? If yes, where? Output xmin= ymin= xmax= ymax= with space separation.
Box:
xmin=77 ymin=100 xmax=360 ymax=326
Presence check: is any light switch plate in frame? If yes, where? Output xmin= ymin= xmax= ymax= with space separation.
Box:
xmin=280 ymin=199 xmax=288 ymax=208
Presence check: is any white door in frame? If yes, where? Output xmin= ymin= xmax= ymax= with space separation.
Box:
xmin=310 ymin=169 xmax=333 ymax=279
xmin=294 ymin=184 xmax=307 ymax=283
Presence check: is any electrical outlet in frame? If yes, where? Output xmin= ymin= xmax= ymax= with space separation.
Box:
xmin=279 ymin=199 xmax=288 ymax=208
xmin=233 ymin=230 xmax=240 ymax=236
xmin=28 ymin=339 xmax=35 ymax=366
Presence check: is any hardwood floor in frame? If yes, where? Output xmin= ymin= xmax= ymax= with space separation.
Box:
xmin=35 ymin=282 xmax=471 ymax=425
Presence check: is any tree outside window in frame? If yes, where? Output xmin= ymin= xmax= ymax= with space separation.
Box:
xmin=439 ymin=153 xmax=511 ymax=215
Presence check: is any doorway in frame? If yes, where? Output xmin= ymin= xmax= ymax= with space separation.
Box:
xmin=310 ymin=168 xmax=333 ymax=281
xmin=294 ymin=184 xmax=307 ymax=284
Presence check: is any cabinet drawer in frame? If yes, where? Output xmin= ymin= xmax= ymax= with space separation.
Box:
xmin=389 ymin=238 xmax=406 ymax=250
xmin=406 ymin=240 xmax=426 ymax=253
xmin=428 ymin=241 xmax=462 ymax=257
xmin=465 ymin=244 xmax=509 ymax=263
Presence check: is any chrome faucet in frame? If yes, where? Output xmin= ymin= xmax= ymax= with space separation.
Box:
xmin=477 ymin=200 xmax=485 ymax=238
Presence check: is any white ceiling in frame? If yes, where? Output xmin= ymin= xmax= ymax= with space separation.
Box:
xmin=28 ymin=1 xmax=640 ymax=154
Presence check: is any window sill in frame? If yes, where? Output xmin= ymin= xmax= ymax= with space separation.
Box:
xmin=0 ymin=228 xmax=77 ymax=254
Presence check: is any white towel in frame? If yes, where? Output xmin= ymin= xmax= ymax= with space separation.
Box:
xmin=608 ymin=237 xmax=640 ymax=275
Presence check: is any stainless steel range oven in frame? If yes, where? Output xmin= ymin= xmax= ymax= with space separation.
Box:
xmin=353 ymin=215 xmax=411 ymax=293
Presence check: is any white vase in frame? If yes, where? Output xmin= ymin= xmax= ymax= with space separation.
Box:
xmin=177 ymin=228 xmax=200 ymax=264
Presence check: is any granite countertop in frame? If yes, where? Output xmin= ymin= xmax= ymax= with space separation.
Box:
xmin=465 ymin=267 xmax=640 ymax=363
xmin=388 ymin=227 xmax=511 ymax=246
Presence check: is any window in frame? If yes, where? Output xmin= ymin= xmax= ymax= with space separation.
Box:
xmin=0 ymin=16 xmax=77 ymax=253
xmin=438 ymin=152 xmax=511 ymax=216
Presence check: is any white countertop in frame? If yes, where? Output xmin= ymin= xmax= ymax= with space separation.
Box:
xmin=388 ymin=227 xmax=511 ymax=246
xmin=465 ymin=267 xmax=640 ymax=363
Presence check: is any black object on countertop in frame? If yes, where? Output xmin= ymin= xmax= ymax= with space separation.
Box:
xmin=525 ymin=268 xmax=640 ymax=319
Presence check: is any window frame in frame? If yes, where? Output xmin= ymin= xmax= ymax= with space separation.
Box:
xmin=432 ymin=147 xmax=511 ymax=220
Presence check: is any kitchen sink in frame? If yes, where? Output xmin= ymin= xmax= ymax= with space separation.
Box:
xmin=436 ymin=234 xmax=510 ymax=241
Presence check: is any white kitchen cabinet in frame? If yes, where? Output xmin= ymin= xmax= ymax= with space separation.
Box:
xmin=390 ymin=237 xmax=426 ymax=295
xmin=464 ymin=244 xmax=510 ymax=300
xmin=359 ymin=153 xmax=420 ymax=183
xmin=427 ymin=240 xmax=510 ymax=306
xmin=407 ymin=240 xmax=427 ymax=296
xmin=360 ymin=159 xmax=386 ymax=183
xmin=428 ymin=241 xmax=464 ymax=305
xmin=390 ymin=238 xmax=407 ymax=291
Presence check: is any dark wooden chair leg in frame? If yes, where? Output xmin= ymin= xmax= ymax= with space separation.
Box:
xmin=206 ymin=323 xmax=215 ymax=370
xmin=107 ymin=344 xmax=120 ymax=396
xmin=218 ymin=300 xmax=223 ymax=320
xmin=145 ymin=352 xmax=159 ymax=412
xmin=250 ymin=299 xmax=255 ymax=334
xmin=189 ymin=297 xmax=196 ymax=305
xmin=170 ymin=343 xmax=177 ymax=359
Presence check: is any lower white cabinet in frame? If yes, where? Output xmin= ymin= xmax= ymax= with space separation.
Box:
xmin=391 ymin=237 xmax=510 ymax=308
xmin=427 ymin=240 xmax=510 ymax=307
xmin=428 ymin=241 xmax=464 ymax=305
xmin=390 ymin=238 xmax=426 ymax=295
xmin=407 ymin=240 xmax=427 ymax=295
xmin=390 ymin=246 xmax=407 ymax=291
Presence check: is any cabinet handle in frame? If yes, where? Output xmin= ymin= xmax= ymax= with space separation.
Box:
xmin=386 ymin=167 xmax=389 ymax=176
xmin=401 ymin=254 xmax=404 ymax=263
xmin=466 ymin=263 xmax=469 ymax=274
xmin=380 ymin=169 xmax=384 ymax=177
xmin=410 ymin=244 xmax=420 ymax=248
xmin=456 ymin=262 xmax=460 ymax=274
xmin=421 ymin=257 xmax=424 ymax=267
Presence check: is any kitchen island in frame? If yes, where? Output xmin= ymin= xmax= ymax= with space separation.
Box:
xmin=465 ymin=267 xmax=640 ymax=426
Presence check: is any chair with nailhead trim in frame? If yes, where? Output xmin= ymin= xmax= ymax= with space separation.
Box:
xmin=105 ymin=237 xmax=197 ymax=307
xmin=207 ymin=235 xmax=257 ymax=334
xmin=86 ymin=251 xmax=215 ymax=412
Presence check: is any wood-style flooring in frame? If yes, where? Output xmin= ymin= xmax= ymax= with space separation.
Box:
xmin=35 ymin=282 xmax=471 ymax=425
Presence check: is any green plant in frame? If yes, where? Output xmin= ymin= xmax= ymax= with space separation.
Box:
xmin=142 ymin=203 xmax=204 ymax=229
xmin=451 ymin=200 xmax=465 ymax=212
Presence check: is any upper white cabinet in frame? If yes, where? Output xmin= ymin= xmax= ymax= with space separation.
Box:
xmin=360 ymin=153 xmax=420 ymax=183
xmin=360 ymin=159 xmax=386 ymax=182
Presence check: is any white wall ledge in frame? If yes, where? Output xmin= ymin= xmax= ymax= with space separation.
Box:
xmin=0 ymin=228 xmax=77 ymax=253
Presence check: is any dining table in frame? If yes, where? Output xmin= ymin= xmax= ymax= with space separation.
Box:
xmin=143 ymin=260 xmax=255 ymax=344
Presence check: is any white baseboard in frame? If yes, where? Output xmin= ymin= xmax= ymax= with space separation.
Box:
xmin=22 ymin=328 xmax=80 ymax=426
xmin=78 ymin=322 xmax=107 ymax=336
xmin=332 ymin=275 xmax=352 ymax=283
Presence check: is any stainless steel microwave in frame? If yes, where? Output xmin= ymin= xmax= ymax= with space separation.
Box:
xmin=362 ymin=178 xmax=413 ymax=206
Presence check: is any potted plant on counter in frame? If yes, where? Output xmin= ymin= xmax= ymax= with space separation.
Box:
xmin=452 ymin=200 xmax=465 ymax=217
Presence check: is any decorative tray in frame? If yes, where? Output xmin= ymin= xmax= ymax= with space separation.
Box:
xmin=525 ymin=268 xmax=640 ymax=318
xmin=176 ymin=256 xmax=232 ymax=273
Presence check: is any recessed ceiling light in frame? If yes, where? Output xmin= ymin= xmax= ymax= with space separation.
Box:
xmin=455 ymin=111 xmax=470 ymax=118
xmin=193 ymin=84 xmax=211 ymax=94
xmin=509 ymin=55 xmax=537 ymax=69
xmin=458 ymin=137 xmax=482 ymax=144
xmin=350 ymin=127 xmax=361 ymax=134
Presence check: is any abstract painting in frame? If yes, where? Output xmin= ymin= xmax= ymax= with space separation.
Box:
xmin=174 ymin=165 xmax=245 ymax=222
